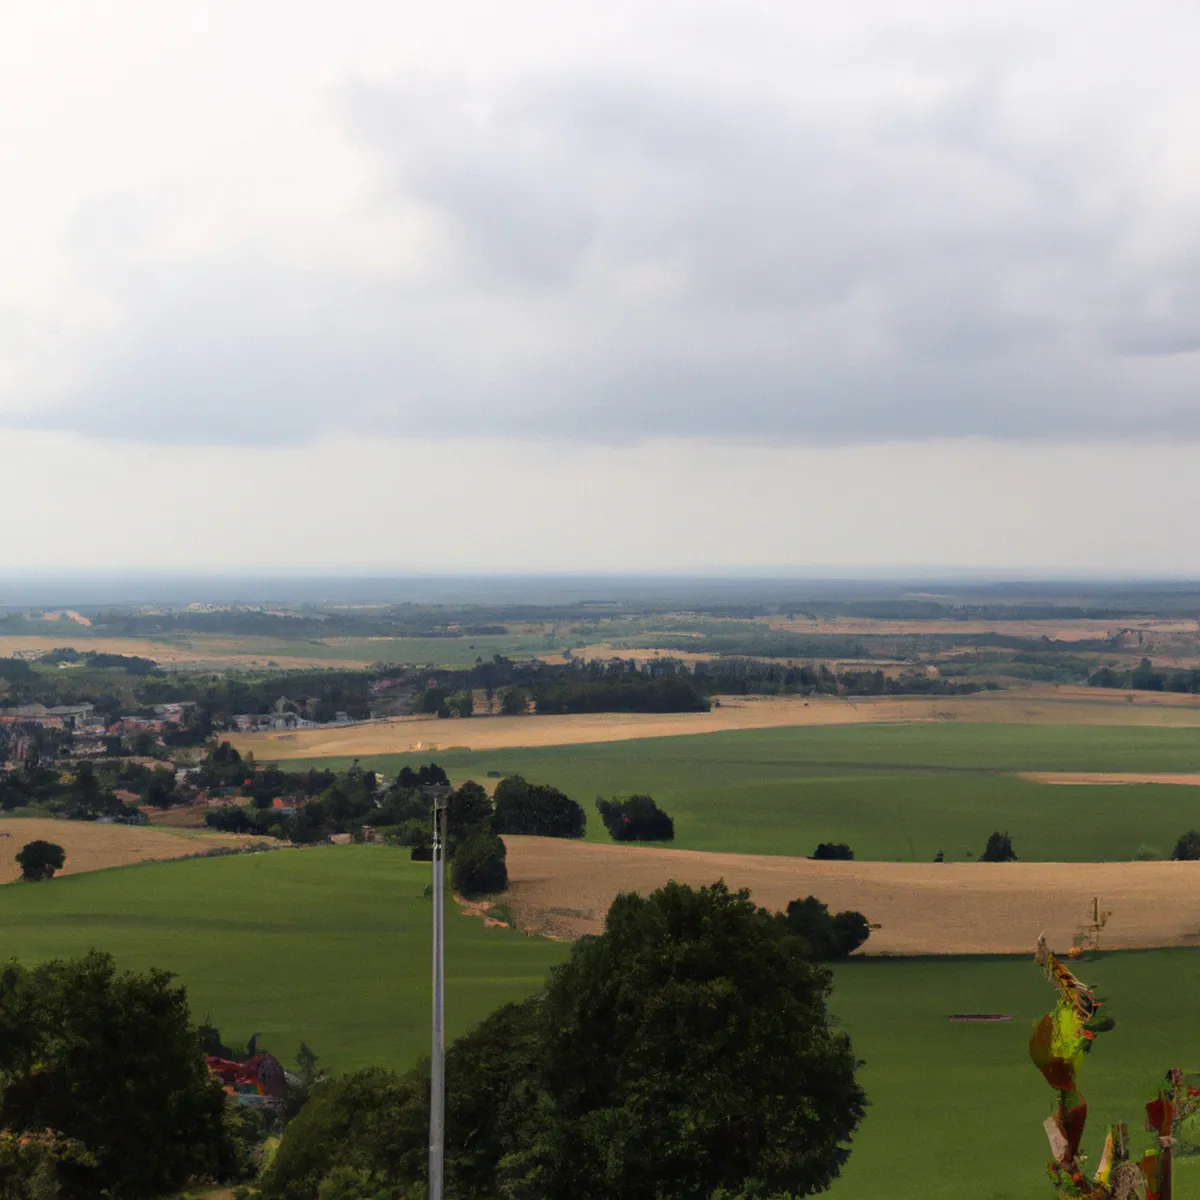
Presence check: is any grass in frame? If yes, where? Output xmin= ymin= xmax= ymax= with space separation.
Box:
xmin=278 ymin=722 xmax=1200 ymax=862
xmin=0 ymin=847 xmax=568 ymax=1073
xmin=828 ymin=948 xmax=1200 ymax=1199
xmin=10 ymin=847 xmax=1200 ymax=1196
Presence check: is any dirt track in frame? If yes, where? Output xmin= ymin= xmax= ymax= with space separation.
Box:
xmin=1020 ymin=772 xmax=1200 ymax=786
xmin=229 ymin=687 xmax=1200 ymax=761
xmin=503 ymin=837 xmax=1200 ymax=954
xmin=0 ymin=818 xmax=262 ymax=884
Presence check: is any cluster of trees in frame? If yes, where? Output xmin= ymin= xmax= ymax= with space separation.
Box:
xmin=812 ymin=841 xmax=854 ymax=860
xmin=1090 ymin=658 xmax=1200 ymax=694
xmin=0 ymin=951 xmax=250 ymax=1198
xmin=980 ymin=831 xmax=1017 ymax=862
xmin=779 ymin=895 xmax=872 ymax=960
xmin=595 ymin=793 xmax=675 ymax=841
xmin=492 ymin=775 xmax=586 ymax=838
xmin=0 ymin=756 xmax=165 ymax=820
xmin=692 ymin=658 xmax=987 ymax=697
xmin=258 ymin=880 xmax=867 ymax=1200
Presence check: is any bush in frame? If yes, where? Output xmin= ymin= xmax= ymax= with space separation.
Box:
xmin=451 ymin=834 xmax=508 ymax=896
xmin=595 ymin=794 xmax=675 ymax=842
xmin=492 ymin=775 xmax=585 ymax=838
xmin=980 ymin=831 xmax=1017 ymax=862
xmin=1134 ymin=844 xmax=1165 ymax=861
xmin=16 ymin=839 xmax=66 ymax=881
xmin=1173 ymin=831 xmax=1200 ymax=861
xmin=812 ymin=842 xmax=854 ymax=860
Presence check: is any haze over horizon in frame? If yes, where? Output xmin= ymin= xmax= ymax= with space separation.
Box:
xmin=4 ymin=2 xmax=1200 ymax=573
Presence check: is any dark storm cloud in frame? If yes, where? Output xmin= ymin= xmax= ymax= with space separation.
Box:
xmin=21 ymin=50 xmax=1200 ymax=446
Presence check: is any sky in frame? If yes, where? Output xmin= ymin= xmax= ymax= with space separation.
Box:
xmin=3 ymin=0 xmax=1200 ymax=574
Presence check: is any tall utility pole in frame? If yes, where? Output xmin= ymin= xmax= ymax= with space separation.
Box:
xmin=429 ymin=796 xmax=447 ymax=1200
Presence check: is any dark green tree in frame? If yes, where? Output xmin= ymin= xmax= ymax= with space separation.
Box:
xmin=262 ymin=881 xmax=866 ymax=1199
xmin=0 ymin=951 xmax=236 ymax=1197
xmin=492 ymin=775 xmax=585 ymax=838
xmin=781 ymin=895 xmax=871 ymax=959
xmin=1173 ymin=830 xmax=1200 ymax=861
xmin=980 ymin=831 xmax=1017 ymax=862
xmin=15 ymin=840 xmax=65 ymax=881
xmin=451 ymin=834 xmax=508 ymax=896
xmin=811 ymin=842 xmax=854 ymax=860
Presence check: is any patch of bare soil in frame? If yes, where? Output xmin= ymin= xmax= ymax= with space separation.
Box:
xmin=0 ymin=817 xmax=263 ymax=884
xmin=229 ymin=687 xmax=1200 ymax=760
xmin=1019 ymin=772 xmax=1200 ymax=786
xmin=502 ymin=837 xmax=1200 ymax=954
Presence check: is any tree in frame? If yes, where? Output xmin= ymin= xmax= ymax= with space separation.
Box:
xmin=15 ymin=840 xmax=65 ymax=881
xmin=445 ymin=780 xmax=493 ymax=849
xmin=0 ymin=951 xmax=236 ymax=1197
xmin=812 ymin=842 xmax=854 ymax=860
xmin=492 ymin=775 xmax=585 ymax=838
xmin=781 ymin=895 xmax=871 ymax=960
xmin=981 ymin=831 xmax=1017 ymax=862
xmin=500 ymin=687 xmax=529 ymax=716
xmin=595 ymin=794 xmax=675 ymax=841
xmin=451 ymin=833 xmax=508 ymax=896
xmin=1173 ymin=830 xmax=1200 ymax=861
xmin=262 ymin=881 xmax=866 ymax=1199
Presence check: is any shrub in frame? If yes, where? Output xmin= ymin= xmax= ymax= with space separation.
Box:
xmin=1134 ymin=844 xmax=1164 ymax=861
xmin=451 ymin=834 xmax=508 ymax=896
xmin=595 ymin=794 xmax=675 ymax=842
xmin=492 ymin=775 xmax=585 ymax=838
xmin=1173 ymin=831 xmax=1200 ymax=861
xmin=16 ymin=839 xmax=66 ymax=881
xmin=811 ymin=842 xmax=854 ymax=860
xmin=980 ymin=831 xmax=1017 ymax=862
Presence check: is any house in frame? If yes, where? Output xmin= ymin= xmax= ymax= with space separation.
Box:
xmin=206 ymin=1051 xmax=288 ymax=1107
xmin=271 ymin=796 xmax=304 ymax=816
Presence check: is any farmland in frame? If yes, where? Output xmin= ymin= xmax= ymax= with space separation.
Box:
xmin=277 ymin=721 xmax=1200 ymax=863
xmin=229 ymin=686 xmax=1200 ymax=761
xmin=0 ymin=816 xmax=262 ymax=883
xmin=0 ymin=846 xmax=568 ymax=1072
xmin=499 ymin=835 xmax=1200 ymax=952
xmin=5 ymin=845 xmax=1200 ymax=1198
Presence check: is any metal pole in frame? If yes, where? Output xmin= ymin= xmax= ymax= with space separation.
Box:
xmin=429 ymin=799 xmax=446 ymax=1200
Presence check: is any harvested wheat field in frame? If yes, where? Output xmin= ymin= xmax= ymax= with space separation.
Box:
xmin=0 ymin=818 xmax=264 ymax=884
xmin=503 ymin=836 xmax=1200 ymax=954
xmin=230 ymin=686 xmax=1200 ymax=761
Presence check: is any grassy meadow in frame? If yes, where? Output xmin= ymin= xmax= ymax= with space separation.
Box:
xmin=830 ymin=948 xmax=1200 ymax=1199
xmin=0 ymin=846 xmax=567 ymax=1072
xmin=6 ymin=846 xmax=1200 ymax=1197
xmin=282 ymin=722 xmax=1200 ymax=862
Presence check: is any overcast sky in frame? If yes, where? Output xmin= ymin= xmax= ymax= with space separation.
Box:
xmin=3 ymin=1 xmax=1200 ymax=573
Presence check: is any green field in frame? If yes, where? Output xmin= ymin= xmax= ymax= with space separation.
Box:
xmin=832 ymin=948 xmax=1200 ymax=1199
xmin=282 ymin=722 xmax=1200 ymax=862
xmin=0 ymin=847 xmax=567 ymax=1072
xmin=6 ymin=849 xmax=1200 ymax=1197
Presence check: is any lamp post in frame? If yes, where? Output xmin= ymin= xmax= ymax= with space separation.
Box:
xmin=429 ymin=795 xmax=447 ymax=1200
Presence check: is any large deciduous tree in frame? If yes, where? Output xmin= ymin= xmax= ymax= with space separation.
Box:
xmin=0 ymin=951 xmax=236 ymax=1198
xmin=262 ymin=880 xmax=866 ymax=1199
